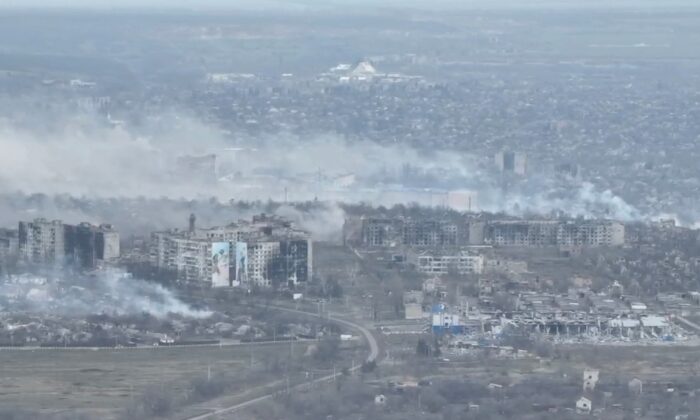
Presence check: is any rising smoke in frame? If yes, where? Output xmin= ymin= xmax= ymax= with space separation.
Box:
xmin=0 ymin=103 xmax=670 ymax=236
xmin=1 ymin=269 xmax=212 ymax=319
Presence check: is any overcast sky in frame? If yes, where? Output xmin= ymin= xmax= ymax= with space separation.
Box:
xmin=1 ymin=0 xmax=698 ymax=10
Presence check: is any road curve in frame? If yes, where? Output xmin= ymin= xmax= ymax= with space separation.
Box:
xmin=186 ymin=305 xmax=379 ymax=420
xmin=276 ymin=306 xmax=380 ymax=363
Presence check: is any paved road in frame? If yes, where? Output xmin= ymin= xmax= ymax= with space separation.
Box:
xmin=186 ymin=305 xmax=379 ymax=420
xmin=280 ymin=306 xmax=380 ymax=363
xmin=0 ymin=338 xmax=312 ymax=352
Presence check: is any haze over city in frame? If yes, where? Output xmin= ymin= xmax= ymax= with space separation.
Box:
xmin=1 ymin=1 xmax=700 ymax=419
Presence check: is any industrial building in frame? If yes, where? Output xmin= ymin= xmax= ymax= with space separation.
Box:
xmin=17 ymin=219 xmax=119 ymax=268
xmin=149 ymin=214 xmax=312 ymax=288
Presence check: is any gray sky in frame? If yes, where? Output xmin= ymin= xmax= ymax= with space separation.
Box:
xmin=1 ymin=0 xmax=698 ymax=10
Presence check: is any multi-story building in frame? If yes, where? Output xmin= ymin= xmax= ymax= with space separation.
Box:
xmin=485 ymin=220 xmax=560 ymax=247
xmin=0 ymin=229 xmax=19 ymax=262
xmin=149 ymin=214 xmax=312 ymax=288
xmin=67 ymin=223 xmax=120 ymax=269
xmin=349 ymin=216 xmax=479 ymax=248
xmin=401 ymin=219 xmax=459 ymax=247
xmin=408 ymin=250 xmax=484 ymax=275
xmin=18 ymin=219 xmax=67 ymax=265
xmin=347 ymin=216 xmax=623 ymax=249
xmin=556 ymin=221 xmax=625 ymax=247
xmin=360 ymin=217 xmax=399 ymax=247
xmin=484 ymin=220 xmax=624 ymax=247
xmin=245 ymin=239 xmax=310 ymax=288
xmin=18 ymin=219 xmax=120 ymax=268
xmin=149 ymin=233 xmax=212 ymax=283
xmin=495 ymin=151 xmax=527 ymax=176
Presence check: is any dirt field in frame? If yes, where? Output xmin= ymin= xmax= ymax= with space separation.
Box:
xmin=0 ymin=342 xmax=309 ymax=418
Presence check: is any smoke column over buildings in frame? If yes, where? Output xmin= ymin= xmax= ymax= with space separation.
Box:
xmin=0 ymin=105 xmax=676 ymax=233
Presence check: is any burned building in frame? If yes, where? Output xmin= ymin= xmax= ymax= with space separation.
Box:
xmin=19 ymin=219 xmax=67 ymax=265
xmin=401 ymin=219 xmax=459 ymax=247
xmin=346 ymin=216 xmax=482 ymax=248
xmin=407 ymin=249 xmax=485 ymax=275
xmin=495 ymin=150 xmax=527 ymax=176
xmin=360 ymin=217 xmax=400 ymax=247
xmin=244 ymin=238 xmax=310 ymax=288
xmin=0 ymin=229 xmax=19 ymax=263
xmin=556 ymin=220 xmax=625 ymax=247
xmin=66 ymin=223 xmax=120 ymax=269
xmin=18 ymin=219 xmax=120 ymax=268
xmin=149 ymin=214 xmax=311 ymax=288
xmin=485 ymin=220 xmax=560 ymax=247
xmin=484 ymin=220 xmax=624 ymax=247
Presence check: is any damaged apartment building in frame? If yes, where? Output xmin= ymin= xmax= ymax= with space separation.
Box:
xmin=484 ymin=220 xmax=625 ymax=247
xmin=344 ymin=216 xmax=624 ymax=248
xmin=149 ymin=214 xmax=312 ymax=288
xmin=17 ymin=219 xmax=120 ymax=269
xmin=343 ymin=216 xmax=485 ymax=248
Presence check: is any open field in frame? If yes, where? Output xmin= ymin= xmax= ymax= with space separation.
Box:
xmin=0 ymin=342 xmax=310 ymax=419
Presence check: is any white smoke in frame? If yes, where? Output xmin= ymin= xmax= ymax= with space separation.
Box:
xmin=0 ymin=105 xmax=674 ymax=230
xmin=0 ymin=270 xmax=212 ymax=319
xmin=481 ymin=181 xmax=643 ymax=222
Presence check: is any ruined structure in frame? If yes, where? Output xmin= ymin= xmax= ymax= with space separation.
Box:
xmin=149 ymin=214 xmax=312 ymax=288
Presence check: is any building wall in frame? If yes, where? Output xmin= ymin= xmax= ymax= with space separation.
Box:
xmin=149 ymin=233 xmax=211 ymax=283
xmin=18 ymin=219 xmax=119 ymax=269
xmin=485 ymin=220 xmax=624 ymax=247
xmin=0 ymin=230 xmax=19 ymax=261
xmin=402 ymin=220 xmax=459 ymax=247
xmin=411 ymin=252 xmax=484 ymax=275
xmin=18 ymin=219 xmax=66 ymax=265
xmin=240 ymin=239 xmax=311 ymax=288
xmin=361 ymin=218 xmax=397 ymax=247
xmin=100 ymin=231 xmax=121 ymax=261
xmin=149 ymin=217 xmax=311 ymax=288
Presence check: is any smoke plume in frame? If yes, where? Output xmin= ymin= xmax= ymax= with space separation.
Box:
xmin=1 ymin=269 xmax=212 ymax=319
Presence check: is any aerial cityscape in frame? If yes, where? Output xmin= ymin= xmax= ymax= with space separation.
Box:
xmin=1 ymin=1 xmax=700 ymax=419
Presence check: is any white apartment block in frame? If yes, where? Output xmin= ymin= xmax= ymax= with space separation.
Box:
xmin=411 ymin=251 xmax=484 ymax=275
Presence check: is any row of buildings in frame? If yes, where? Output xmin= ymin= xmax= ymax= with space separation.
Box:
xmin=1 ymin=214 xmax=312 ymax=290
xmin=485 ymin=220 xmax=625 ymax=247
xmin=149 ymin=214 xmax=312 ymax=288
xmin=344 ymin=217 xmax=483 ymax=248
xmin=0 ymin=219 xmax=120 ymax=269
xmin=345 ymin=216 xmax=625 ymax=249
